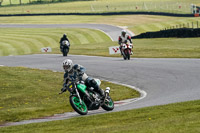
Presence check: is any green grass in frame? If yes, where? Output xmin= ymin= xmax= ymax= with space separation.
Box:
xmin=0 ymin=66 xmax=140 ymax=124
xmin=0 ymin=15 xmax=200 ymax=58
xmin=0 ymin=27 xmax=200 ymax=58
xmin=51 ymin=37 xmax=200 ymax=58
xmin=0 ymin=15 xmax=200 ymax=35
xmin=0 ymin=0 xmax=200 ymax=14
xmin=132 ymin=38 xmax=200 ymax=58
xmin=0 ymin=100 xmax=199 ymax=133
xmin=0 ymin=28 xmax=112 ymax=56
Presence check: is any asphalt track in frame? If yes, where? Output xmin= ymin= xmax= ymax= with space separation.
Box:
xmin=0 ymin=24 xmax=200 ymax=126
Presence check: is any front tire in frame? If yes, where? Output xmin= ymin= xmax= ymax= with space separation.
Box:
xmin=122 ymin=52 xmax=127 ymax=60
xmin=70 ymin=95 xmax=88 ymax=115
xmin=63 ymin=49 xmax=67 ymax=56
xmin=127 ymin=51 xmax=130 ymax=60
xmin=101 ymin=96 xmax=114 ymax=111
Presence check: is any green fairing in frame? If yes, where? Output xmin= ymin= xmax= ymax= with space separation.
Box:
xmin=77 ymin=84 xmax=87 ymax=93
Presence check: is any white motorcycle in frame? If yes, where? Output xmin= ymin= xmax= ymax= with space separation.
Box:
xmin=121 ymin=43 xmax=133 ymax=60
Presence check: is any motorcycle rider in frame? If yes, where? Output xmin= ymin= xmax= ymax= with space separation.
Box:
xmin=61 ymin=59 xmax=105 ymax=98
xmin=59 ymin=34 xmax=70 ymax=52
xmin=118 ymin=30 xmax=133 ymax=55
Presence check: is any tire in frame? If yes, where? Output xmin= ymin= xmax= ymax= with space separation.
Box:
xmin=63 ymin=49 xmax=66 ymax=56
xmin=70 ymin=95 xmax=88 ymax=115
xmin=127 ymin=51 xmax=130 ymax=60
xmin=123 ymin=54 xmax=126 ymax=60
xmin=101 ymin=96 xmax=114 ymax=111
xmin=122 ymin=52 xmax=126 ymax=60
xmin=65 ymin=48 xmax=69 ymax=56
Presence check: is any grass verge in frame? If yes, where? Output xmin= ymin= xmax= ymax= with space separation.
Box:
xmin=0 ymin=28 xmax=112 ymax=56
xmin=1 ymin=0 xmax=200 ymax=14
xmin=0 ymin=100 xmax=199 ymax=133
xmin=0 ymin=15 xmax=200 ymax=35
xmin=51 ymin=38 xmax=200 ymax=58
xmin=0 ymin=28 xmax=200 ymax=58
xmin=0 ymin=66 xmax=140 ymax=124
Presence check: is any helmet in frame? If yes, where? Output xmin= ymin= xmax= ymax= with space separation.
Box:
xmin=63 ymin=59 xmax=73 ymax=72
xmin=63 ymin=34 xmax=67 ymax=38
xmin=121 ymin=30 xmax=126 ymax=36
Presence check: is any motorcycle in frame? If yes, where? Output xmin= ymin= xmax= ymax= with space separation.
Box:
xmin=61 ymin=40 xmax=70 ymax=56
xmin=121 ymin=43 xmax=133 ymax=60
xmin=59 ymin=78 xmax=114 ymax=115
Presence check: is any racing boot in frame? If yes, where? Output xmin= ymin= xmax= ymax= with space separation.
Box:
xmin=99 ymin=88 xmax=105 ymax=99
xmin=94 ymin=85 xmax=105 ymax=100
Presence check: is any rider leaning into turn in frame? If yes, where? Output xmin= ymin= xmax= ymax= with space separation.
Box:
xmin=61 ymin=59 xmax=105 ymax=98
xmin=118 ymin=30 xmax=133 ymax=55
xmin=59 ymin=34 xmax=70 ymax=51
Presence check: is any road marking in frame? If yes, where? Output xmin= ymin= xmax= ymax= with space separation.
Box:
xmin=103 ymin=79 xmax=147 ymax=106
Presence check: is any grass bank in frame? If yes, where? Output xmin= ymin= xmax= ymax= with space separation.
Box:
xmin=0 ymin=27 xmax=200 ymax=58
xmin=0 ymin=100 xmax=199 ymax=133
xmin=1 ymin=0 xmax=200 ymax=14
xmin=0 ymin=28 xmax=112 ymax=56
xmin=60 ymin=38 xmax=200 ymax=58
xmin=0 ymin=66 xmax=140 ymax=124
xmin=0 ymin=15 xmax=200 ymax=35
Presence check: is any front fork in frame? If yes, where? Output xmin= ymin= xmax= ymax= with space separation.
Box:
xmin=103 ymin=87 xmax=110 ymax=104
xmin=74 ymin=86 xmax=83 ymax=104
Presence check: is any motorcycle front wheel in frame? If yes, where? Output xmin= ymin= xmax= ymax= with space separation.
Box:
xmin=127 ymin=51 xmax=130 ymax=60
xmin=101 ymin=96 xmax=114 ymax=111
xmin=70 ymin=95 xmax=88 ymax=115
xmin=63 ymin=48 xmax=68 ymax=56
xmin=122 ymin=52 xmax=126 ymax=60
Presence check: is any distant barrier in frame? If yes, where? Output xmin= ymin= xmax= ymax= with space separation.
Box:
xmin=162 ymin=21 xmax=199 ymax=30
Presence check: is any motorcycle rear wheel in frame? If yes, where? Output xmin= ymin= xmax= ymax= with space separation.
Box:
xmin=70 ymin=95 xmax=88 ymax=115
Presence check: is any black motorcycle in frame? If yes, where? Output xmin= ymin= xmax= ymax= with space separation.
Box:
xmin=61 ymin=40 xmax=70 ymax=56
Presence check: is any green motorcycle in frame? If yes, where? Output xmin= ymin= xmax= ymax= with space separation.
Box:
xmin=59 ymin=79 xmax=114 ymax=115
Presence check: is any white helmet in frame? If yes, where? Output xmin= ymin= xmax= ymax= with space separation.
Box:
xmin=63 ymin=59 xmax=73 ymax=72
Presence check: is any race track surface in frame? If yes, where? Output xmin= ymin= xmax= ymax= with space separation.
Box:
xmin=0 ymin=54 xmax=200 ymax=126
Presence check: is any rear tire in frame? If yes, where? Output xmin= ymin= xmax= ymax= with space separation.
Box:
xmin=70 ymin=95 xmax=88 ymax=115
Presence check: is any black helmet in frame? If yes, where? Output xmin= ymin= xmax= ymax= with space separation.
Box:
xmin=63 ymin=34 xmax=67 ymax=38
xmin=121 ymin=30 xmax=126 ymax=37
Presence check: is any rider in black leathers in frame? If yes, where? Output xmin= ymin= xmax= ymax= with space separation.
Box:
xmin=59 ymin=34 xmax=70 ymax=51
